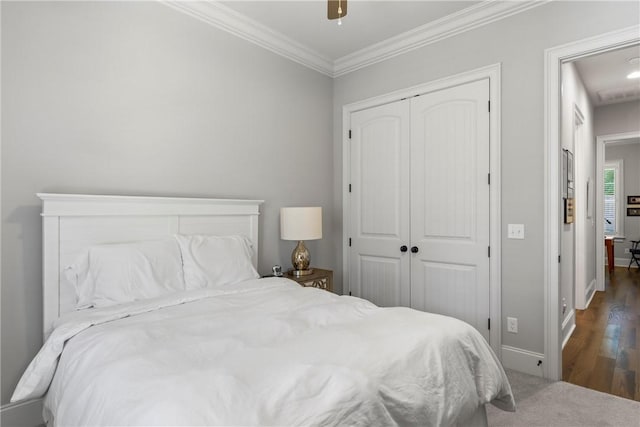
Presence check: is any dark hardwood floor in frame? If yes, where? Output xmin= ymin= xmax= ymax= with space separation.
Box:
xmin=563 ymin=266 xmax=639 ymax=401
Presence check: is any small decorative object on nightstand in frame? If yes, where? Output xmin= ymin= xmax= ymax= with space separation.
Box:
xmin=285 ymin=268 xmax=333 ymax=293
xmin=272 ymin=265 xmax=283 ymax=277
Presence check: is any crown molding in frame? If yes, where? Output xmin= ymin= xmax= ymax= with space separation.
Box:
xmin=161 ymin=0 xmax=334 ymax=76
xmin=162 ymin=0 xmax=549 ymax=78
xmin=333 ymin=0 xmax=550 ymax=77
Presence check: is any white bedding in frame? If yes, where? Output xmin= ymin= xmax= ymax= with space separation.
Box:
xmin=13 ymin=278 xmax=515 ymax=426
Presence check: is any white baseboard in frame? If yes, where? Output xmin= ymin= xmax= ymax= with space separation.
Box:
xmin=0 ymin=399 xmax=44 ymax=427
xmin=584 ymin=280 xmax=597 ymax=309
xmin=501 ymin=345 xmax=545 ymax=377
xmin=614 ymin=257 xmax=638 ymax=268
xmin=585 ymin=278 xmax=595 ymax=298
xmin=561 ymin=309 xmax=576 ymax=350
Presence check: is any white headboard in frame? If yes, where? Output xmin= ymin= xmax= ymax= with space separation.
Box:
xmin=38 ymin=193 xmax=263 ymax=339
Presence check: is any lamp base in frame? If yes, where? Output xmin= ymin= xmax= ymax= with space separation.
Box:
xmin=289 ymin=268 xmax=314 ymax=277
xmin=291 ymin=240 xmax=312 ymax=273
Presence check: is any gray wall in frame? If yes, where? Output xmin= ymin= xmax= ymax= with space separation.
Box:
xmin=1 ymin=1 xmax=333 ymax=404
xmin=595 ymin=100 xmax=640 ymax=136
xmin=332 ymin=1 xmax=639 ymax=354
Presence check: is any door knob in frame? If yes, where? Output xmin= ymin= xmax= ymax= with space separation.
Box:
xmin=411 ymin=246 xmax=419 ymax=253
xmin=400 ymin=245 xmax=408 ymax=252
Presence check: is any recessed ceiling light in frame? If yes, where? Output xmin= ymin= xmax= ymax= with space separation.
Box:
xmin=628 ymin=70 xmax=640 ymax=79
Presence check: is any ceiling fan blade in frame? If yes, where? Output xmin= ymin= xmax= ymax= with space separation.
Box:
xmin=328 ymin=0 xmax=347 ymax=20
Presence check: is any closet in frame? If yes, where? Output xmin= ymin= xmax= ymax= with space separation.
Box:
xmin=347 ymin=79 xmax=491 ymax=340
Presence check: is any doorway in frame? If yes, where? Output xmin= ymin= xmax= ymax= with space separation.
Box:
xmin=596 ymin=131 xmax=640 ymax=289
xmin=544 ymin=25 xmax=640 ymax=381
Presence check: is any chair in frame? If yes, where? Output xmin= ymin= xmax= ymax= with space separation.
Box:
xmin=629 ymin=240 xmax=640 ymax=270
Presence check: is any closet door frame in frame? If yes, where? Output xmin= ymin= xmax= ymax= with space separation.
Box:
xmin=342 ymin=63 xmax=502 ymax=356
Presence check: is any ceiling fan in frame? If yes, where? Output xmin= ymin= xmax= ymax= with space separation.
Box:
xmin=328 ymin=0 xmax=347 ymax=24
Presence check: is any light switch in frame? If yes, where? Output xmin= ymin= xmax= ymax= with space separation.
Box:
xmin=508 ymin=224 xmax=525 ymax=239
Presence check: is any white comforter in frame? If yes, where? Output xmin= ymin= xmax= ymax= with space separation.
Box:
xmin=13 ymin=278 xmax=515 ymax=426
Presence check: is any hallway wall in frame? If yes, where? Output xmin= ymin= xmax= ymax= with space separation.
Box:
xmin=560 ymin=62 xmax=595 ymax=320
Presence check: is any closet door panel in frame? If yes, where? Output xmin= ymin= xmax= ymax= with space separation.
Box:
xmin=358 ymin=255 xmax=403 ymax=306
xmin=410 ymin=79 xmax=490 ymax=340
xmin=411 ymin=262 xmax=478 ymax=327
xmin=349 ymin=100 xmax=411 ymax=307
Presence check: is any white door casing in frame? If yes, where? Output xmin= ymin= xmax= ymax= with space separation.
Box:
xmin=573 ymin=106 xmax=587 ymax=310
xmin=349 ymin=100 xmax=411 ymax=307
xmin=409 ymin=80 xmax=491 ymax=341
xmin=544 ymin=26 xmax=639 ymax=380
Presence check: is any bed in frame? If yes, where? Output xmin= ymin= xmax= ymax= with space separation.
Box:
xmin=11 ymin=193 xmax=515 ymax=426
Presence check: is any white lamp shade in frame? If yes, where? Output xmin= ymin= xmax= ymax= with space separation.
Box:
xmin=280 ymin=207 xmax=322 ymax=241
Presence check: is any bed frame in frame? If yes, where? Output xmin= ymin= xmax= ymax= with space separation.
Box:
xmin=39 ymin=193 xmax=263 ymax=339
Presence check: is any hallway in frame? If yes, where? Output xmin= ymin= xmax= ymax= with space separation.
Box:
xmin=563 ymin=267 xmax=640 ymax=401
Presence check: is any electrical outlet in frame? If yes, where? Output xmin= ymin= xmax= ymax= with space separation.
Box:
xmin=507 ymin=317 xmax=518 ymax=333
xmin=625 ymin=248 xmax=630 ymax=254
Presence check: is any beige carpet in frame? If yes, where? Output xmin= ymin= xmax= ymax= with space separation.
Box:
xmin=486 ymin=369 xmax=640 ymax=426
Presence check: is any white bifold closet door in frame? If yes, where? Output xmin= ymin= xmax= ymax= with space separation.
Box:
xmin=349 ymin=100 xmax=411 ymax=307
xmin=349 ymin=79 xmax=490 ymax=341
xmin=409 ymin=80 xmax=490 ymax=341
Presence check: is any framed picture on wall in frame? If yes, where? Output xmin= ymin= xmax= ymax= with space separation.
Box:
xmin=628 ymin=207 xmax=640 ymax=216
xmin=562 ymin=149 xmax=568 ymax=199
xmin=567 ymin=150 xmax=574 ymax=190
xmin=564 ymin=197 xmax=575 ymax=224
xmin=628 ymin=195 xmax=640 ymax=204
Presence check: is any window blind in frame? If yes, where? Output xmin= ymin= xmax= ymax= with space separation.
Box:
xmin=604 ymin=167 xmax=616 ymax=235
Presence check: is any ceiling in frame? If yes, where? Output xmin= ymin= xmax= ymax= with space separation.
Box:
xmin=169 ymin=1 xmax=640 ymax=87
xmin=574 ymin=44 xmax=640 ymax=107
xmin=167 ymin=0 xmax=546 ymax=76
xmin=220 ymin=1 xmax=478 ymax=60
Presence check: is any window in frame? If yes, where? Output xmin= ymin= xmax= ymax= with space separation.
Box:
xmin=604 ymin=160 xmax=623 ymax=237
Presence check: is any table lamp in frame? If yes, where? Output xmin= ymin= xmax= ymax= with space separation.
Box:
xmin=280 ymin=207 xmax=322 ymax=276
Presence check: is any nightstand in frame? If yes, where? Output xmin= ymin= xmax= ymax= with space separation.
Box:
xmin=285 ymin=268 xmax=333 ymax=293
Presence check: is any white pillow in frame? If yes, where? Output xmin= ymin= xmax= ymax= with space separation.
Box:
xmin=65 ymin=239 xmax=186 ymax=309
xmin=175 ymin=234 xmax=259 ymax=289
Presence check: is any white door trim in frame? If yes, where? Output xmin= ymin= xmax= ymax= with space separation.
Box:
xmin=573 ymin=105 xmax=585 ymax=310
xmin=543 ymin=25 xmax=640 ymax=380
xmin=596 ymin=131 xmax=640 ymax=291
xmin=342 ymin=63 xmax=502 ymax=356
